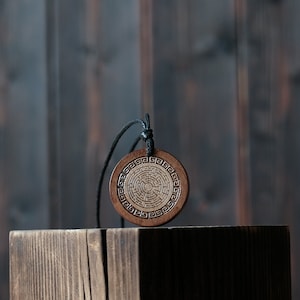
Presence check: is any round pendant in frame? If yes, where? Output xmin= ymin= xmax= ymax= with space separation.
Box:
xmin=109 ymin=148 xmax=189 ymax=226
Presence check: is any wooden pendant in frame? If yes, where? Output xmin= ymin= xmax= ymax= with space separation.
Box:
xmin=109 ymin=148 xmax=189 ymax=226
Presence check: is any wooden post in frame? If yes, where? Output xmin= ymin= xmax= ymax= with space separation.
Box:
xmin=10 ymin=226 xmax=291 ymax=300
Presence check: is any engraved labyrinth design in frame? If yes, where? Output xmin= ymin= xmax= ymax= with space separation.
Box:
xmin=117 ymin=156 xmax=181 ymax=219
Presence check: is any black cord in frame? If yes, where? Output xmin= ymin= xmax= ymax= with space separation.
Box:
xmin=96 ymin=114 xmax=154 ymax=228
xmin=141 ymin=113 xmax=154 ymax=156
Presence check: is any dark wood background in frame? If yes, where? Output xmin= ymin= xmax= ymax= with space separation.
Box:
xmin=0 ymin=0 xmax=299 ymax=299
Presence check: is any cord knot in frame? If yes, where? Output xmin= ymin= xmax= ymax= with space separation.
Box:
xmin=141 ymin=128 xmax=154 ymax=157
xmin=141 ymin=128 xmax=153 ymax=140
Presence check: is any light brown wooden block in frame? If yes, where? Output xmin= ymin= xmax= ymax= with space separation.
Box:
xmin=10 ymin=229 xmax=106 ymax=300
xmin=10 ymin=226 xmax=291 ymax=300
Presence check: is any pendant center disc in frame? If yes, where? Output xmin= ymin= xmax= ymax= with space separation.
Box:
xmin=109 ymin=148 xmax=189 ymax=226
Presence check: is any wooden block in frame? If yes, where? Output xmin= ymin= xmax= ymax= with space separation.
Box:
xmin=10 ymin=226 xmax=291 ymax=300
xmin=10 ymin=229 xmax=106 ymax=300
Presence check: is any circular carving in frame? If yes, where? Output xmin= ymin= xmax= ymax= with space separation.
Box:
xmin=109 ymin=149 xmax=189 ymax=226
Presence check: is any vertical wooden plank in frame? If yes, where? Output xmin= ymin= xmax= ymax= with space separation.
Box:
xmin=83 ymin=0 xmax=103 ymax=228
xmin=46 ymin=0 xmax=62 ymax=228
xmin=47 ymin=0 xmax=143 ymax=228
xmin=151 ymin=0 xmax=238 ymax=225
xmin=235 ymin=0 xmax=252 ymax=225
xmin=139 ymin=0 xmax=154 ymax=118
xmin=10 ymin=229 xmax=106 ymax=299
xmin=107 ymin=228 xmax=140 ymax=300
xmin=88 ymin=0 xmax=142 ymax=227
xmin=245 ymin=0 xmax=288 ymax=224
xmin=0 ymin=3 xmax=9 ymax=299
xmin=4 ymin=0 xmax=48 ymax=228
xmin=0 ymin=110 xmax=8 ymax=299
xmin=82 ymin=0 xmax=143 ymax=228
xmin=47 ymin=0 xmax=88 ymax=228
xmin=282 ymin=0 xmax=300 ymax=298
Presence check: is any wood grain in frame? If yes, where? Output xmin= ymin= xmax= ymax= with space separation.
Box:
xmin=235 ymin=0 xmax=299 ymax=297
xmin=46 ymin=0 xmax=63 ymax=229
xmin=282 ymin=1 xmax=300 ymax=299
xmin=151 ymin=0 xmax=238 ymax=226
xmin=1 ymin=2 xmax=48 ymax=298
xmin=0 ymin=4 xmax=9 ymax=298
xmin=47 ymin=0 xmax=88 ymax=229
xmin=10 ymin=227 xmax=291 ymax=300
xmin=139 ymin=0 xmax=154 ymax=117
xmin=1 ymin=1 xmax=300 ymax=299
xmin=245 ymin=0 xmax=287 ymax=224
xmin=2 ymin=1 xmax=48 ymax=230
xmin=95 ymin=0 xmax=142 ymax=227
xmin=138 ymin=226 xmax=291 ymax=300
xmin=10 ymin=229 xmax=106 ymax=300
xmin=235 ymin=0 xmax=252 ymax=225
xmin=107 ymin=228 xmax=140 ymax=300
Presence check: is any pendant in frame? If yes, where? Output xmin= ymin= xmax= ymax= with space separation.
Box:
xmin=109 ymin=148 xmax=189 ymax=226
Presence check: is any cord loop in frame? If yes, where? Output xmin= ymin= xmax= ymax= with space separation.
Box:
xmin=96 ymin=113 xmax=154 ymax=228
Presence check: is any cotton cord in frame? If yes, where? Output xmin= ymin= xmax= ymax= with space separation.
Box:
xmin=96 ymin=113 xmax=154 ymax=228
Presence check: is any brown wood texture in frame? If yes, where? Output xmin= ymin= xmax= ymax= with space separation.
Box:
xmin=107 ymin=228 xmax=140 ymax=300
xmin=244 ymin=0 xmax=287 ymax=224
xmin=46 ymin=0 xmax=142 ymax=229
xmin=10 ymin=227 xmax=291 ymax=300
xmin=10 ymin=229 xmax=106 ymax=300
xmin=1 ymin=0 xmax=300 ymax=298
xmin=235 ymin=0 xmax=252 ymax=225
xmin=151 ymin=0 xmax=238 ymax=226
xmin=234 ymin=1 xmax=299 ymax=298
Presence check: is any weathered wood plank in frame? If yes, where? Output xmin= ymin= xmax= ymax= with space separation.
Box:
xmin=107 ymin=228 xmax=140 ymax=300
xmin=10 ymin=227 xmax=291 ymax=300
xmin=235 ymin=0 xmax=252 ymax=225
xmin=10 ymin=229 xmax=106 ymax=300
xmin=282 ymin=1 xmax=300 ymax=299
xmin=82 ymin=0 xmax=104 ymax=229
xmin=3 ymin=1 xmax=48 ymax=228
xmin=46 ymin=0 xmax=143 ymax=228
xmin=95 ymin=0 xmax=142 ymax=227
xmin=46 ymin=0 xmax=63 ymax=228
xmin=139 ymin=0 xmax=154 ymax=117
xmin=151 ymin=0 xmax=238 ymax=225
xmin=0 ymin=3 xmax=9 ymax=299
xmin=47 ymin=0 xmax=88 ymax=228
xmin=244 ymin=0 xmax=287 ymax=224
xmin=2 ymin=1 xmax=299 ymax=300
